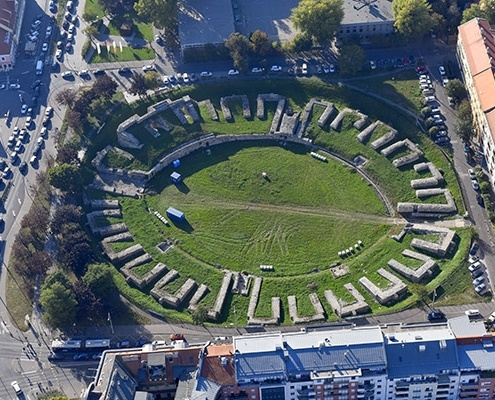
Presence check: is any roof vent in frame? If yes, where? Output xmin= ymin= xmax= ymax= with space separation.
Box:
xmin=419 ymin=345 xmax=426 ymax=352
xmin=439 ymin=340 xmax=447 ymax=350
xmin=220 ymin=356 xmax=228 ymax=366
xmin=415 ymin=336 xmax=422 ymax=340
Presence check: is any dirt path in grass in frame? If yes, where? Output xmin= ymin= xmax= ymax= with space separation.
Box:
xmin=173 ymin=195 xmax=405 ymax=225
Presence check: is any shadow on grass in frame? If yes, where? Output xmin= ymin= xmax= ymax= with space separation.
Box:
xmin=170 ymin=218 xmax=194 ymax=233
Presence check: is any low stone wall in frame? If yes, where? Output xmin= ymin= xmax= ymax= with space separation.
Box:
xmin=187 ymin=284 xmax=209 ymax=312
xmin=317 ymin=101 xmax=337 ymax=128
xmin=198 ymin=99 xmax=218 ymax=121
xmin=150 ymin=269 xmax=180 ymax=301
xmin=397 ymin=189 xmax=456 ymax=215
xmin=370 ymin=128 xmax=398 ymax=150
xmin=324 ymin=283 xmax=369 ymax=317
xmin=287 ymin=293 xmax=326 ymax=324
xmin=359 ymin=268 xmax=407 ymax=305
xmin=357 ymin=120 xmax=380 ymax=143
xmin=248 ymin=297 xmax=280 ymax=326
xmin=90 ymin=199 xmax=120 ymax=210
xmin=353 ymin=110 xmax=368 ymax=130
xmin=104 ymin=243 xmax=145 ymax=264
xmin=409 ymin=224 xmax=456 ymax=257
xmin=102 ymin=231 xmax=133 ymax=244
xmin=270 ymin=99 xmax=286 ymax=133
xmin=208 ymin=272 xmax=233 ymax=321
xmin=387 ymin=249 xmax=437 ymax=283
xmin=123 ymin=261 xmax=167 ymax=290
xmin=93 ymin=222 xmax=129 ymax=238
xmin=330 ymin=107 xmax=353 ymax=131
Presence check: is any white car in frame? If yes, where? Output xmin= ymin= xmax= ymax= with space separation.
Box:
xmin=40 ymin=127 xmax=48 ymax=137
xmin=228 ymin=69 xmax=239 ymax=76
xmin=142 ymin=64 xmax=156 ymax=72
xmin=200 ymin=71 xmax=212 ymax=77
xmin=9 ymin=83 xmax=20 ymax=90
xmin=0 ymin=84 xmax=5 ymax=90
xmin=424 ymin=96 xmax=436 ymax=103
xmin=369 ymin=60 xmax=376 ymax=70
xmin=20 ymin=104 xmax=28 ymax=114
xmin=55 ymin=49 xmax=63 ymax=60
xmin=270 ymin=65 xmax=282 ymax=72
xmin=182 ymin=73 xmax=190 ymax=83
xmin=442 ymin=78 xmax=449 ymax=87
xmin=45 ymin=26 xmax=52 ymax=37
xmin=475 ymin=283 xmax=486 ymax=294
xmin=473 ymin=276 xmax=485 ymax=286
xmin=465 ymin=309 xmax=481 ymax=317
xmin=301 ymin=63 xmax=308 ymax=75
xmin=252 ymin=67 xmax=264 ymax=73
xmin=468 ymin=168 xmax=476 ymax=179
xmin=41 ymin=42 xmax=48 ymax=52
xmin=25 ymin=116 xmax=32 ymax=128
xmin=468 ymin=261 xmax=481 ymax=272
xmin=438 ymin=65 xmax=446 ymax=76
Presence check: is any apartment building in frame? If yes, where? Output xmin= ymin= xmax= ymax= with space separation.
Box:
xmin=85 ymin=317 xmax=495 ymax=400
xmin=457 ymin=18 xmax=495 ymax=188
xmin=0 ymin=0 xmax=23 ymax=70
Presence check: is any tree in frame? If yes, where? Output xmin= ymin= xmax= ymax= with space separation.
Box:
xmin=129 ymin=73 xmax=148 ymax=97
xmin=446 ymin=1 xmax=461 ymax=32
xmin=57 ymin=223 xmax=93 ymax=275
xmin=225 ymin=33 xmax=251 ymax=72
xmin=83 ymin=263 xmax=117 ymax=305
xmin=392 ymin=0 xmax=435 ymax=38
xmin=40 ymin=281 xmax=78 ymax=328
xmin=144 ymin=71 xmax=160 ymax=90
xmin=56 ymin=142 xmax=79 ymax=165
xmin=73 ymin=280 xmax=103 ymax=320
xmin=55 ymin=88 xmax=77 ymax=107
xmin=338 ymin=43 xmax=365 ymax=76
xmin=445 ymin=79 xmax=467 ymax=103
xmin=192 ymin=305 xmax=208 ymax=325
xmin=51 ymin=205 xmax=84 ymax=235
xmin=291 ymin=0 xmax=344 ymax=45
xmin=250 ymin=30 xmax=272 ymax=56
xmin=455 ymin=100 xmax=474 ymax=141
xmin=83 ymin=25 xmax=99 ymax=43
xmin=30 ymin=251 xmax=52 ymax=277
xmin=98 ymin=0 xmax=124 ymax=16
xmin=43 ymin=270 xmax=72 ymax=290
xmin=47 ymin=163 xmax=83 ymax=193
xmin=134 ymin=0 xmax=176 ymax=30
xmin=462 ymin=4 xmax=484 ymax=24
xmin=290 ymin=33 xmax=313 ymax=52
xmin=92 ymin=75 xmax=117 ymax=100
xmin=481 ymin=0 xmax=495 ymax=24
xmin=421 ymin=106 xmax=432 ymax=118
xmin=66 ymin=110 xmax=83 ymax=132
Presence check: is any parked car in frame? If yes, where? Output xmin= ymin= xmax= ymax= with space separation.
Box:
xmin=61 ymin=71 xmax=74 ymax=79
xmin=475 ymin=283 xmax=487 ymax=294
xmin=200 ymin=71 xmax=212 ymax=77
xmin=154 ymin=35 xmax=164 ymax=45
xmin=427 ymin=311 xmax=445 ymax=321
xmin=48 ymin=353 xmax=65 ymax=361
xmin=473 ymin=276 xmax=485 ymax=286
xmin=471 ymin=180 xmax=480 ymax=191
xmin=301 ymin=63 xmax=308 ymax=75
xmin=11 ymin=381 xmax=22 ymax=395
xmin=93 ymin=69 xmax=106 ymax=77
xmin=471 ymin=268 xmax=483 ymax=279
xmin=55 ymin=49 xmax=62 ymax=60
xmin=118 ymin=67 xmax=131 ymax=75
xmin=251 ymin=67 xmax=264 ymax=73
xmin=270 ymin=65 xmax=282 ymax=72
xmin=465 ymin=309 xmax=481 ymax=317
xmin=142 ymin=64 xmax=156 ymax=72
xmin=20 ymin=104 xmax=28 ymax=114
xmin=438 ymin=65 xmax=446 ymax=76
xmin=468 ymin=261 xmax=481 ymax=272
xmin=45 ymin=26 xmax=52 ymax=37
xmin=470 ymin=242 xmax=479 ymax=255
xmin=228 ymin=69 xmax=239 ymax=76
xmin=468 ymin=168 xmax=476 ymax=179
xmin=9 ymin=83 xmax=20 ymax=90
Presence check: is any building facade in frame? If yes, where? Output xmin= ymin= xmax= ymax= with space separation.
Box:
xmin=0 ymin=0 xmax=24 ymax=70
xmin=457 ymin=18 xmax=495 ymax=188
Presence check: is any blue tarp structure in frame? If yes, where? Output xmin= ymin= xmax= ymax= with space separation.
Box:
xmin=170 ymin=171 xmax=182 ymax=183
xmin=173 ymin=159 xmax=181 ymax=168
xmin=166 ymin=207 xmax=185 ymax=222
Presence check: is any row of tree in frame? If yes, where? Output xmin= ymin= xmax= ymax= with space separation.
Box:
xmin=224 ymin=31 xmax=277 ymax=73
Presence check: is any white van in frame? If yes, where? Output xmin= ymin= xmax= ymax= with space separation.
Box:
xmin=30 ymin=155 xmax=37 ymax=165
xmin=66 ymin=0 xmax=73 ymax=10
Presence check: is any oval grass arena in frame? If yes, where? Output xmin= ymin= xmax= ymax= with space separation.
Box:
xmin=146 ymin=143 xmax=391 ymax=276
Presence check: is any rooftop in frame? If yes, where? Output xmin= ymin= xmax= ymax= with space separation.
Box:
xmin=178 ymin=0 xmax=235 ymax=48
xmin=341 ymin=0 xmax=394 ymax=26
xmin=384 ymin=327 xmax=459 ymax=378
xmin=201 ymin=344 xmax=236 ymax=386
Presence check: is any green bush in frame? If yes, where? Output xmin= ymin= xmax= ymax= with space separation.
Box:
xmin=81 ymin=41 xmax=92 ymax=58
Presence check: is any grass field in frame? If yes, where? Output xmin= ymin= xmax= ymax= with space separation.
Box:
xmin=84 ymin=75 xmax=477 ymax=324
xmin=89 ymin=46 xmax=155 ymax=63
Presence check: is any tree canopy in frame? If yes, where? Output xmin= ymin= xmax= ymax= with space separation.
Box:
xmin=40 ymin=281 xmax=78 ymax=328
xmin=134 ymin=0 xmax=176 ymax=30
xmin=225 ymin=33 xmax=251 ymax=72
xmin=47 ymin=163 xmax=83 ymax=193
xmin=83 ymin=263 xmax=117 ymax=304
xmin=291 ymin=0 xmax=344 ymax=45
xmin=392 ymin=0 xmax=436 ymax=38
xmin=445 ymin=79 xmax=467 ymax=103
xmin=338 ymin=43 xmax=365 ymax=76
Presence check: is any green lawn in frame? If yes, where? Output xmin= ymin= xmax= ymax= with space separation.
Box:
xmin=90 ymin=46 xmax=155 ymax=63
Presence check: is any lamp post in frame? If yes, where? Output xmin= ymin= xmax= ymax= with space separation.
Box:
xmin=107 ymin=312 xmax=114 ymax=335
